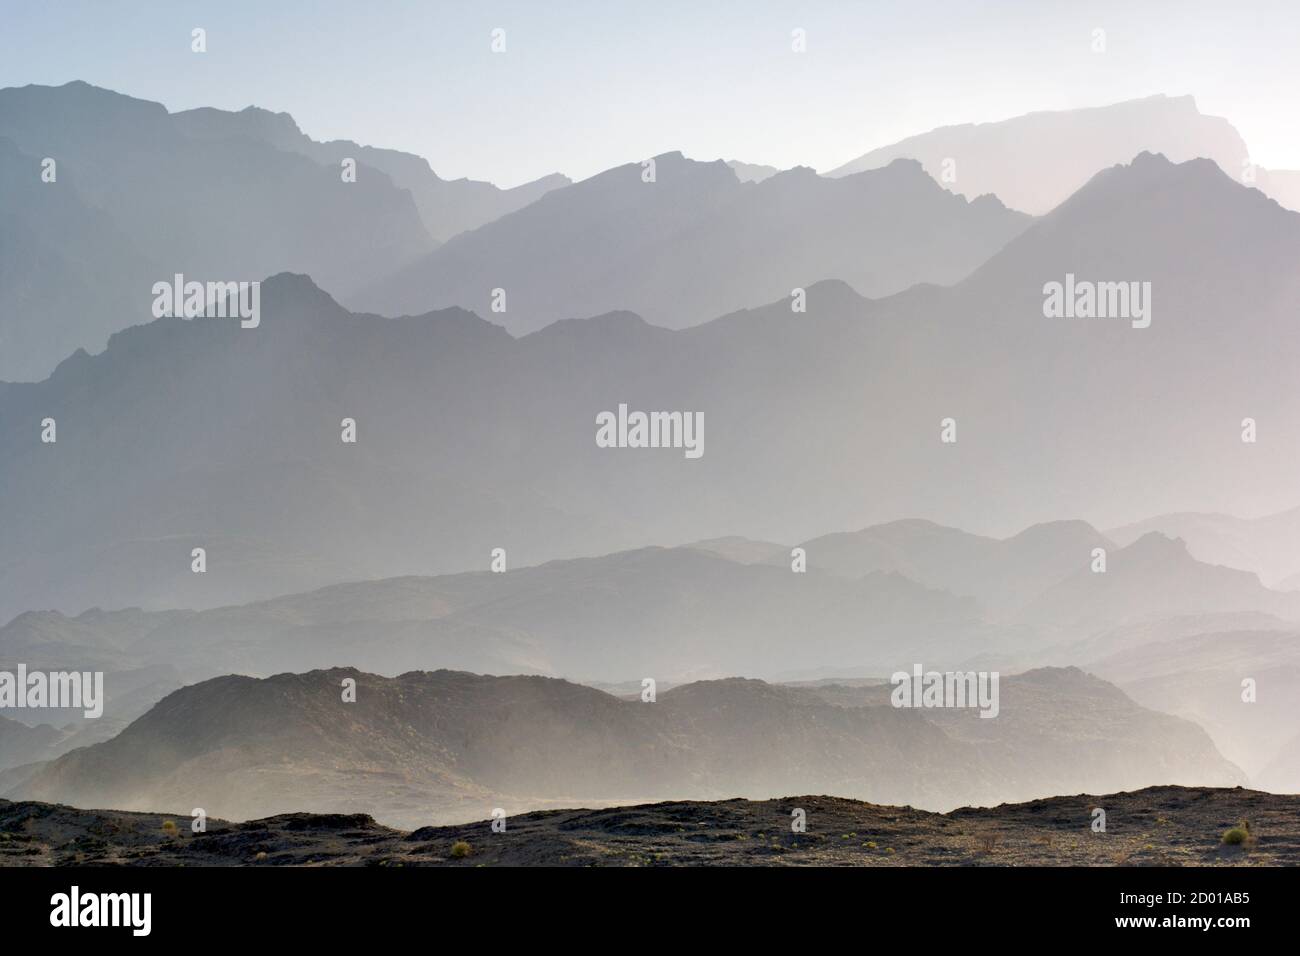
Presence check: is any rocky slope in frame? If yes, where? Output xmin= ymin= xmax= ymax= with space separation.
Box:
xmin=3 ymin=786 xmax=1294 ymax=866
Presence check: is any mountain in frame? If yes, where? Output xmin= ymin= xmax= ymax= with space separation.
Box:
xmin=10 ymin=511 xmax=1299 ymax=735
xmin=1058 ymin=611 xmax=1296 ymax=667
xmin=0 ymin=544 xmax=983 ymax=701
xmin=1091 ymin=627 xmax=1300 ymax=782
xmin=826 ymin=94 xmax=1270 ymax=213
xmin=725 ymin=159 xmax=783 ymax=183
xmin=6 ymin=154 xmax=1300 ymax=619
xmin=0 ymin=135 xmax=161 ymax=382
xmin=8 ymin=666 xmax=1243 ymax=828
xmin=1256 ymin=168 xmax=1300 ymax=213
xmin=886 ymin=151 xmax=1300 ymax=529
xmin=685 ymin=535 xmax=790 ymax=565
xmin=1108 ymin=506 xmax=1300 ymax=587
xmin=351 ymin=152 xmax=1031 ymax=333
xmin=1018 ymin=534 xmax=1300 ymax=630
xmin=791 ymin=519 xmax=1112 ymax=617
xmin=0 ymin=82 xmax=439 ymax=380
xmin=0 ymin=716 xmax=66 ymax=773
xmin=170 ymin=104 xmax=569 ymax=242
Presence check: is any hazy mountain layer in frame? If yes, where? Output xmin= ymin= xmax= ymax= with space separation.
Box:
xmin=0 ymin=542 xmax=982 ymax=695
xmin=0 ymin=716 xmax=65 ymax=773
xmin=0 ymin=135 xmax=159 ymax=383
xmin=7 ymin=520 xmax=1297 ymax=716
xmin=1108 ymin=506 xmax=1300 ymax=588
xmin=1090 ymin=628 xmax=1300 ymax=782
xmin=4 ymin=151 xmax=1300 ymax=618
xmin=8 ymin=667 xmax=1243 ymax=828
xmin=353 ymin=152 xmax=1030 ymax=332
xmin=171 ymin=104 xmax=570 ymax=242
xmin=0 ymin=81 xmax=561 ymax=381
xmin=826 ymin=94 xmax=1277 ymax=212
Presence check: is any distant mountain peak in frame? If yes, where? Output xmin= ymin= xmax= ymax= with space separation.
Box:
xmin=1124 ymin=531 xmax=1193 ymax=557
xmin=523 ymin=309 xmax=654 ymax=342
xmin=174 ymin=104 xmax=306 ymax=147
xmin=1056 ymin=148 xmax=1265 ymax=213
xmin=826 ymin=94 xmax=1251 ymax=214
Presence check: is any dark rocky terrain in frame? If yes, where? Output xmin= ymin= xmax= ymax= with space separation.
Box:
xmin=2 ymin=785 xmax=1295 ymax=866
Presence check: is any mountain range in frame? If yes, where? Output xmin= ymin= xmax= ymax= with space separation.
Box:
xmin=1090 ymin=627 xmax=1300 ymax=783
xmin=10 ymin=85 xmax=1300 ymax=381
xmin=4 ymin=78 xmax=1300 ymax=831
xmin=4 ymin=517 xmax=1298 ymax=788
xmin=5 ymin=666 xmax=1244 ymax=827
xmin=0 ymin=82 xmax=565 ymax=381
xmin=169 ymin=102 xmax=570 ymax=243
xmin=3 ymin=150 xmax=1300 ymax=619
xmin=350 ymin=152 xmax=1030 ymax=333
xmin=827 ymin=93 xmax=1300 ymax=215
xmin=1107 ymin=506 xmax=1300 ymax=588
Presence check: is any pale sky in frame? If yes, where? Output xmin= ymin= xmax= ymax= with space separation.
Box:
xmin=2 ymin=0 xmax=1297 ymax=186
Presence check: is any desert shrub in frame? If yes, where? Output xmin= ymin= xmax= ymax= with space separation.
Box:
xmin=1221 ymin=826 xmax=1249 ymax=846
xmin=161 ymin=820 xmax=178 ymax=836
xmin=450 ymin=840 xmax=472 ymax=859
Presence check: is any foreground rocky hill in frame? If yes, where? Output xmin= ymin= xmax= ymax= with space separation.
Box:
xmin=2 ymin=786 xmax=1295 ymax=866
xmin=5 ymin=667 xmax=1243 ymax=827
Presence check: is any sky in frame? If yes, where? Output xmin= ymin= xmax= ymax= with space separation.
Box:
xmin=2 ymin=0 xmax=1298 ymax=186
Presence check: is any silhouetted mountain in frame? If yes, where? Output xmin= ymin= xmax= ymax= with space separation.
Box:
xmin=0 ymin=544 xmax=982 ymax=698
xmin=7 ymin=520 xmax=1297 ymax=790
xmin=0 ymin=81 xmax=439 ymax=379
xmin=1256 ymin=168 xmax=1300 ymax=213
xmin=1061 ymin=611 xmax=1296 ymax=667
xmin=9 ymin=666 xmax=1243 ymax=827
xmin=884 ymin=152 xmax=1300 ymax=530
xmin=0 ymin=135 xmax=158 ymax=381
xmin=1018 ymin=534 xmax=1300 ymax=629
xmin=725 ymin=159 xmax=782 ymax=183
xmin=1109 ymin=506 xmax=1300 ymax=588
xmin=685 ymin=535 xmax=790 ymax=565
xmin=0 ymin=716 xmax=65 ymax=772
xmin=826 ymin=95 xmax=1264 ymax=212
xmin=171 ymin=104 xmax=569 ymax=242
xmin=792 ymin=519 xmax=1112 ymax=617
xmin=6 ymin=154 xmax=1300 ymax=619
xmin=352 ymin=152 xmax=1030 ymax=332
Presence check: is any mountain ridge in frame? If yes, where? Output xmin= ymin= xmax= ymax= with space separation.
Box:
xmin=7 ymin=665 xmax=1244 ymax=828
